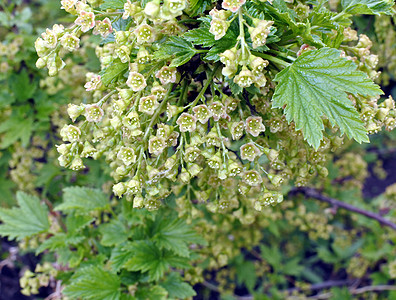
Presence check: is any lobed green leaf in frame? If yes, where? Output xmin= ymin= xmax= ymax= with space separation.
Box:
xmin=273 ymin=47 xmax=383 ymax=149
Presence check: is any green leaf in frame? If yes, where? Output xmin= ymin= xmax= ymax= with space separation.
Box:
xmin=150 ymin=214 xmax=205 ymax=257
xmin=186 ymin=0 xmax=211 ymax=16
xmin=160 ymin=273 xmax=196 ymax=299
xmin=0 ymin=177 xmax=16 ymax=207
xmin=184 ymin=17 xmax=238 ymax=62
xmin=63 ymin=265 xmax=121 ymax=300
xmin=124 ymin=241 xmax=190 ymax=281
xmin=235 ymin=259 xmax=257 ymax=292
xmin=36 ymin=233 xmax=85 ymax=254
xmin=110 ymin=244 xmax=134 ymax=272
xmin=100 ymin=59 xmax=128 ymax=86
xmin=184 ymin=20 xmax=216 ymax=48
xmin=99 ymin=219 xmax=128 ymax=246
xmin=226 ymin=77 xmax=243 ymax=95
xmin=55 ymin=187 xmax=109 ymax=214
xmin=100 ymin=0 xmax=125 ymax=9
xmin=9 ymin=68 xmax=36 ymax=102
xmin=0 ymin=115 xmax=33 ymax=148
xmin=153 ymin=36 xmax=197 ymax=67
xmin=66 ymin=214 xmax=94 ymax=234
xmin=272 ymin=47 xmax=382 ymax=149
xmin=0 ymin=90 xmax=15 ymax=108
xmin=135 ymin=285 xmax=168 ymax=300
xmin=341 ymin=0 xmax=395 ymax=15
xmin=0 ymin=192 xmax=49 ymax=240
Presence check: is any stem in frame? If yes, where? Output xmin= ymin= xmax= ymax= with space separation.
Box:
xmin=97 ymin=89 xmax=118 ymax=106
xmin=307 ymin=285 xmax=396 ymax=300
xmin=238 ymin=9 xmax=248 ymax=62
xmin=291 ymin=187 xmax=396 ymax=231
xmin=267 ymin=49 xmax=296 ymax=61
xmin=331 ymin=10 xmax=348 ymax=22
xmin=187 ymin=64 xmax=221 ymax=109
xmin=177 ymin=79 xmax=188 ymax=106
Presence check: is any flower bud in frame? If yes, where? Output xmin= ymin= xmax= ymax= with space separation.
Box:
xmin=219 ymin=48 xmax=237 ymax=67
xmin=133 ymin=194 xmax=144 ymax=208
xmin=70 ymin=155 xmax=85 ymax=171
xmin=67 ymin=104 xmax=84 ymax=122
xmin=208 ymin=151 xmax=222 ymax=169
xmin=234 ymin=66 xmax=254 ymax=88
xmin=209 ymin=18 xmax=229 ymax=40
xmin=115 ymin=45 xmax=131 ymax=63
xmin=249 ymin=20 xmax=274 ymax=49
xmin=115 ymin=30 xmax=131 ymax=44
xmin=224 ymin=97 xmax=239 ymax=113
xmin=179 ymin=167 xmax=191 ymax=183
xmin=144 ymin=0 xmax=161 ymax=18
xmin=36 ymin=57 xmax=47 ymax=69
xmin=187 ymin=163 xmax=202 ymax=177
xmin=137 ymin=47 xmax=150 ymax=64
xmin=164 ymin=0 xmax=186 ymax=15
xmin=113 ymin=182 xmax=126 ymax=198
xmin=228 ymin=160 xmax=241 ymax=176
xmin=56 ymin=143 xmax=72 ymax=155
xmin=267 ymin=173 xmax=283 ymax=187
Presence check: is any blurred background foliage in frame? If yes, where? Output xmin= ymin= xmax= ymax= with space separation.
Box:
xmin=1 ymin=1 xmax=396 ymax=299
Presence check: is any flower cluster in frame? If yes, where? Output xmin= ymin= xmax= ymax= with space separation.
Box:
xmin=34 ymin=0 xmax=396 ymax=217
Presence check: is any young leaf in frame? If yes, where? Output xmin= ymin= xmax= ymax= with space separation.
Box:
xmin=160 ymin=273 xmax=197 ymax=299
xmin=272 ymin=47 xmax=382 ymax=149
xmin=135 ymin=285 xmax=168 ymax=300
xmin=183 ymin=18 xmax=216 ymax=48
xmin=55 ymin=187 xmax=109 ymax=214
xmin=63 ymin=265 xmax=121 ymax=300
xmin=0 ymin=192 xmax=49 ymax=240
xmin=124 ymin=241 xmax=190 ymax=281
xmin=100 ymin=59 xmax=128 ymax=86
xmin=100 ymin=0 xmax=125 ymax=9
xmin=184 ymin=17 xmax=238 ymax=62
xmin=341 ymin=0 xmax=395 ymax=15
xmin=153 ymin=36 xmax=197 ymax=67
xmin=150 ymin=215 xmax=206 ymax=257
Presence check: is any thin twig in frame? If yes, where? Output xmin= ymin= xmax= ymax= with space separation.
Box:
xmin=307 ymin=285 xmax=396 ymax=299
xmin=202 ymin=281 xmax=220 ymax=293
xmin=290 ymin=187 xmax=396 ymax=231
xmin=238 ymin=280 xmax=356 ymax=300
